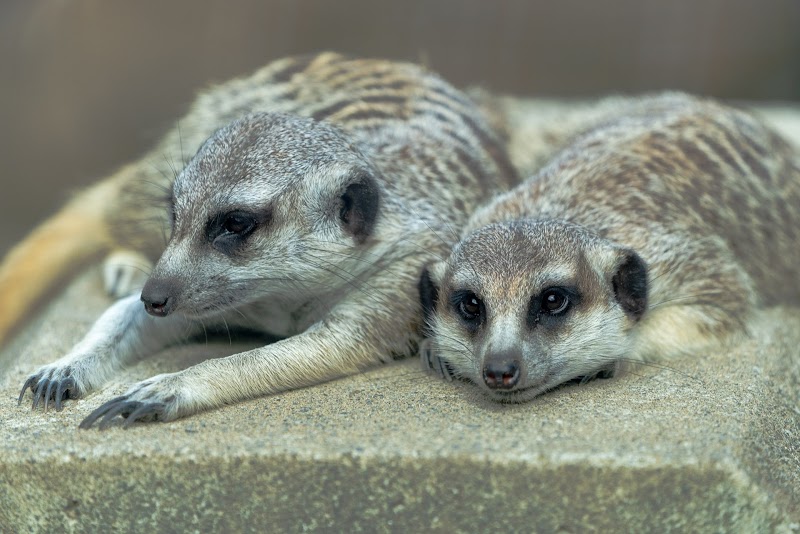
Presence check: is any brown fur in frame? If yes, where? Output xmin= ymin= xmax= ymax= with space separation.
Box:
xmin=12 ymin=52 xmax=520 ymax=426
xmin=422 ymin=92 xmax=800 ymax=402
xmin=1 ymin=52 xmax=518 ymax=349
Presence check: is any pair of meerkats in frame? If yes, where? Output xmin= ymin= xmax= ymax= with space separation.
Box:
xmin=5 ymin=52 xmax=799 ymax=428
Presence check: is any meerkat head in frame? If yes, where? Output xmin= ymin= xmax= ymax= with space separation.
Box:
xmin=419 ymin=220 xmax=648 ymax=402
xmin=141 ymin=112 xmax=381 ymax=319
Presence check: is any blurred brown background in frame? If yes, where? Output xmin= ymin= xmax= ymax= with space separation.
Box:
xmin=1 ymin=0 xmax=798 ymax=257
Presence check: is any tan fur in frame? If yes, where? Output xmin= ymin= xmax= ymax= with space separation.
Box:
xmin=13 ymin=52 xmax=519 ymax=426
xmin=0 ymin=174 xmax=128 ymax=342
xmin=631 ymin=305 xmax=745 ymax=363
xmin=421 ymin=93 xmax=800 ymax=402
xmin=1 ymin=54 xmax=522 ymax=349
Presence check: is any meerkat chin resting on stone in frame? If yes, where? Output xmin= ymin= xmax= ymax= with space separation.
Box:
xmin=419 ymin=92 xmax=800 ymax=403
xmin=9 ymin=52 xmax=519 ymax=427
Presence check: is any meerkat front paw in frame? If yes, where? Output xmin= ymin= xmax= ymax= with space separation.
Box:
xmin=419 ymin=339 xmax=456 ymax=381
xmin=103 ymin=249 xmax=152 ymax=299
xmin=18 ymin=362 xmax=88 ymax=412
xmin=79 ymin=373 xmax=185 ymax=429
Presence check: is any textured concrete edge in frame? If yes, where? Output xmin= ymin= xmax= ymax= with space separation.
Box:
xmin=737 ymin=364 xmax=800 ymax=523
xmin=0 ymin=452 xmax=784 ymax=533
xmin=736 ymin=306 xmax=800 ymax=521
xmin=1 ymin=288 xmax=798 ymax=531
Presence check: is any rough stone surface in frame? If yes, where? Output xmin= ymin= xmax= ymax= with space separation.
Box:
xmin=2 ymin=269 xmax=799 ymax=532
xmin=2 ymin=100 xmax=800 ymax=532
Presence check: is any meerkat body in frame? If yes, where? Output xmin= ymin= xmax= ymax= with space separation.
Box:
xmin=13 ymin=52 xmax=518 ymax=426
xmin=420 ymin=92 xmax=800 ymax=402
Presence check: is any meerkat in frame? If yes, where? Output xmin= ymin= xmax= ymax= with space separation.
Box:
xmin=419 ymin=92 xmax=800 ymax=402
xmin=11 ymin=52 xmax=519 ymax=427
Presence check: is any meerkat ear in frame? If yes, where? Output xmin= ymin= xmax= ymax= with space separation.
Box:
xmin=340 ymin=171 xmax=380 ymax=243
xmin=611 ymin=249 xmax=648 ymax=321
xmin=418 ymin=263 xmax=444 ymax=325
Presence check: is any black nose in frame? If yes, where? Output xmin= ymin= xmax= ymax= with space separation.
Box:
xmin=483 ymin=360 xmax=521 ymax=389
xmin=142 ymin=296 xmax=170 ymax=317
xmin=141 ymin=277 xmax=179 ymax=317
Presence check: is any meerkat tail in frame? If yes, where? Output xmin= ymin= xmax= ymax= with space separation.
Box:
xmin=0 ymin=177 xmax=123 ymax=347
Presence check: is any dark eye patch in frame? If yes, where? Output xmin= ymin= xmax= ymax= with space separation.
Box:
xmin=449 ymin=289 xmax=484 ymax=333
xmin=222 ymin=213 xmax=255 ymax=235
xmin=167 ymin=203 xmax=176 ymax=229
xmin=527 ymin=285 xmax=581 ymax=328
xmin=206 ymin=208 xmax=271 ymax=255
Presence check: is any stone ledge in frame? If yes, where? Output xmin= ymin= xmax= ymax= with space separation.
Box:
xmin=1 ymin=270 xmax=799 ymax=532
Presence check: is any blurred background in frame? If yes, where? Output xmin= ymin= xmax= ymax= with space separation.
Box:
xmin=0 ymin=0 xmax=798 ymax=257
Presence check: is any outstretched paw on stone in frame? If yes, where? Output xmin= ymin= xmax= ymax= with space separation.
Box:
xmin=18 ymin=367 xmax=81 ymax=412
xmin=79 ymin=373 xmax=181 ymax=430
xmin=79 ymin=396 xmax=167 ymax=430
xmin=419 ymin=340 xmax=457 ymax=381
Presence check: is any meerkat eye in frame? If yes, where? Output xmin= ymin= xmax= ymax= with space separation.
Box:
xmin=456 ymin=292 xmax=482 ymax=321
xmin=207 ymin=211 xmax=259 ymax=253
xmin=222 ymin=213 xmax=256 ymax=236
xmin=540 ymin=288 xmax=570 ymax=315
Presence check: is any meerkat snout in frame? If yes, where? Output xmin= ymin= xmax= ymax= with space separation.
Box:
xmin=482 ymin=351 xmax=522 ymax=389
xmin=141 ymin=277 xmax=182 ymax=317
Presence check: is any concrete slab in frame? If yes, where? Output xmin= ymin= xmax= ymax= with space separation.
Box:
xmin=1 ymin=267 xmax=799 ymax=532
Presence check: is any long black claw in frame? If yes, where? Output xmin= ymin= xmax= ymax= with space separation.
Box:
xmin=18 ymin=376 xmax=36 ymax=405
xmin=420 ymin=344 xmax=437 ymax=374
xmin=32 ymin=379 xmax=48 ymax=411
xmin=54 ymin=377 xmax=76 ymax=412
xmin=122 ymin=403 xmax=165 ymax=428
xmin=98 ymin=401 xmax=142 ymax=430
xmin=433 ymin=356 xmax=446 ymax=380
xmin=79 ymin=396 xmax=126 ymax=430
xmin=427 ymin=352 xmax=453 ymax=381
xmin=44 ymin=380 xmax=57 ymax=412
xmin=443 ymin=361 xmax=456 ymax=381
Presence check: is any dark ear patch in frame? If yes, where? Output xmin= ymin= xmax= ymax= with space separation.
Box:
xmin=612 ymin=249 xmax=648 ymax=321
xmin=340 ymin=172 xmax=380 ymax=244
xmin=418 ymin=267 xmax=440 ymax=327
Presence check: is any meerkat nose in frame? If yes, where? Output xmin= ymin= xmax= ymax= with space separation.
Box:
xmin=482 ymin=358 xmax=521 ymax=390
xmin=143 ymin=296 xmax=171 ymax=317
xmin=141 ymin=277 xmax=180 ymax=317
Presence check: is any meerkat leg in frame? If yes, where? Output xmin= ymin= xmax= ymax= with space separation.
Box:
xmin=78 ymin=259 xmax=424 ymax=428
xmin=79 ymin=318 xmax=394 ymax=429
xmin=102 ymin=249 xmax=153 ymax=298
xmin=18 ymin=294 xmax=199 ymax=412
xmin=419 ymin=338 xmax=456 ymax=381
xmin=0 ymin=162 xmax=167 ymax=348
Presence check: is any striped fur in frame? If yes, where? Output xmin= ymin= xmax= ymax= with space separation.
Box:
xmin=422 ymin=92 xmax=800 ymax=402
xmin=12 ymin=52 xmax=519 ymax=425
xmin=109 ymin=52 xmax=518 ymax=260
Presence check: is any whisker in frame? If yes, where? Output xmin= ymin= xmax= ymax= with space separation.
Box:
xmin=111 ymin=263 xmax=153 ymax=277
xmin=615 ymin=357 xmax=701 ymax=383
